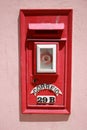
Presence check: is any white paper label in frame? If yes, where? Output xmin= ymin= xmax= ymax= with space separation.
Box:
xmin=37 ymin=95 xmax=56 ymax=104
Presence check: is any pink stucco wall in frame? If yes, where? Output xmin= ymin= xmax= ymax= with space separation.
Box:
xmin=0 ymin=0 xmax=87 ymax=130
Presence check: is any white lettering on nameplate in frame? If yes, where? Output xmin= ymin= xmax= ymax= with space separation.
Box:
xmin=30 ymin=83 xmax=62 ymax=96
xmin=37 ymin=95 xmax=56 ymax=104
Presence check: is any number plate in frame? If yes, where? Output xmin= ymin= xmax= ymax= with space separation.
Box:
xmin=37 ymin=95 xmax=56 ymax=104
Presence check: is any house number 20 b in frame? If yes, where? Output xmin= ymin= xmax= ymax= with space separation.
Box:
xmin=37 ymin=95 xmax=56 ymax=104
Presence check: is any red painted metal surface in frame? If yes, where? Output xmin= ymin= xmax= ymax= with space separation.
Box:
xmin=20 ymin=9 xmax=72 ymax=114
xmin=29 ymin=23 xmax=64 ymax=30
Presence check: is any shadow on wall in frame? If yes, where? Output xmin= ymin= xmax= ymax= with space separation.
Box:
xmin=19 ymin=113 xmax=69 ymax=122
xmin=18 ymin=12 xmax=69 ymax=122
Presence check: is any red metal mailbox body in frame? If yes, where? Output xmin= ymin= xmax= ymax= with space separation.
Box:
xmin=20 ymin=9 xmax=72 ymax=114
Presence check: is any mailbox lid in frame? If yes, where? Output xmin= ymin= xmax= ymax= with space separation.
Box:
xmin=28 ymin=23 xmax=64 ymax=30
xmin=27 ymin=23 xmax=64 ymax=39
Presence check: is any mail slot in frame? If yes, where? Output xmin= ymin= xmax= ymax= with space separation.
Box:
xmin=20 ymin=9 xmax=72 ymax=114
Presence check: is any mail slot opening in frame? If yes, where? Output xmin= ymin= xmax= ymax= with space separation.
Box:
xmin=27 ymin=23 xmax=64 ymax=39
xmin=35 ymin=30 xmax=58 ymax=34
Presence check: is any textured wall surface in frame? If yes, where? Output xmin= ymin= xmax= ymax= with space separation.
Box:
xmin=0 ymin=0 xmax=87 ymax=130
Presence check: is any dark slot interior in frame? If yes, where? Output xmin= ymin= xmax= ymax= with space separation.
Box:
xmin=35 ymin=30 xmax=58 ymax=34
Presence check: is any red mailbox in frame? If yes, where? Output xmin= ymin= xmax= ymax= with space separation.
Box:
xmin=20 ymin=9 xmax=72 ymax=114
